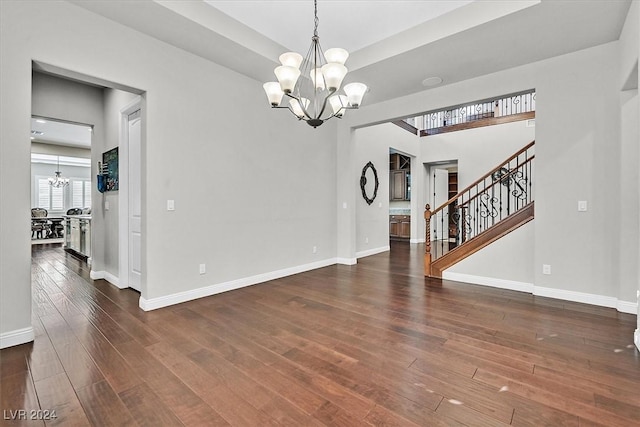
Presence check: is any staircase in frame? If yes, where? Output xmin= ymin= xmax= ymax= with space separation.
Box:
xmin=424 ymin=141 xmax=535 ymax=278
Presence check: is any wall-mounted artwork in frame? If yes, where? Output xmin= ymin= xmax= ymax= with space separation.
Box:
xmin=102 ymin=147 xmax=119 ymax=191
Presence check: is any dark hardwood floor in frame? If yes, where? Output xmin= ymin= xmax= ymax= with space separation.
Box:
xmin=1 ymin=241 xmax=639 ymax=426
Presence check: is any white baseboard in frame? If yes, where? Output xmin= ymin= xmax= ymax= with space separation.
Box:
xmin=616 ymin=300 xmax=638 ymax=315
xmin=336 ymin=257 xmax=357 ymax=265
xmin=139 ymin=257 xmax=339 ymax=311
xmin=635 ymin=329 xmax=640 ymax=352
xmin=356 ymin=245 xmax=390 ymax=259
xmin=0 ymin=327 xmax=34 ymax=349
xmin=442 ymin=272 xmax=534 ymax=293
xmin=410 ymin=238 xmax=425 ymax=244
xmin=90 ymin=270 xmax=125 ymax=289
xmin=442 ymin=272 xmax=638 ymax=315
xmin=533 ymin=285 xmax=620 ymax=309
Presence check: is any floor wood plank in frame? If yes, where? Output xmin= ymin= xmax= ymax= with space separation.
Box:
xmin=0 ymin=242 xmax=638 ymax=426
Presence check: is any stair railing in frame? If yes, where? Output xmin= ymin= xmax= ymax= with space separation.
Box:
xmin=425 ymin=141 xmax=535 ymax=269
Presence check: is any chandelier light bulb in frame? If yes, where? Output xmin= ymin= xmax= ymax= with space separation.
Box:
xmin=48 ymin=157 xmax=69 ymax=188
xmin=343 ymin=82 xmax=368 ymax=107
xmin=274 ymin=65 xmax=301 ymax=93
xmin=289 ymin=98 xmax=310 ymax=119
xmin=279 ymin=52 xmax=303 ymax=69
xmin=329 ymin=95 xmax=348 ymax=117
xmin=310 ymin=68 xmax=325 ymax=90
xmin=263 ymin=82 xmax=285 ymax=106
xmin=321 ymin=63 xmax=348 ymax=91
xmin=324 ymin=48 xmax=349 ymax=65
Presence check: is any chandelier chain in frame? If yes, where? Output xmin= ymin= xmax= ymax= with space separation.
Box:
xmin=313 ymin=0 xmax=319 ymax=38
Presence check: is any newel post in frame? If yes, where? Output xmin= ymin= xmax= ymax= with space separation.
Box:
xmin=424 ymin=204 xmax=432 ymax=277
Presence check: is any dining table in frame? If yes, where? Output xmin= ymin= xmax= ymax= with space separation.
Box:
xmin=31 ymin=217 xmax=65 ymax=239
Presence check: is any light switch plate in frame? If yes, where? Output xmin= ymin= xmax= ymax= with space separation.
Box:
xmin=167 ymin=200 xmax=175 ymax=211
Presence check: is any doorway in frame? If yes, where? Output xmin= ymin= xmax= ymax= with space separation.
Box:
xmin=30 ymin=117 xmax=93 ymax=252
xmin=31 ymin=64 xmax=145 ymax=300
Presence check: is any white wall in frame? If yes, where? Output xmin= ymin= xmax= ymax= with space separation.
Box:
xmin=353 ymin=123 xmax=418 ymax=255
xmin=1 ymin=0 xmax=339 ymax=345
xmin=338 ymin=39 xmax=636 ymax=311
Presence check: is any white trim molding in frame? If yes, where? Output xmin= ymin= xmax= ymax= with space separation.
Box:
xmin=90 ymin=270 xmax=125 ymax=289
xmin=356 ymin=245 xmax=390 ymax=259
xmin=336 ymin=257 xmax=357 ymax=265
xmin=442 ymin=272 xmax=533 ymax=293
xmin=442 ymin=272 xmax=638 ymax=315
xmin=139 ymin=257 xmax=339 ymax=311
xmin=635 ymin=329 xmax=640 ymax=352
xmin=0 ymin=327 xmax=34 ymax=349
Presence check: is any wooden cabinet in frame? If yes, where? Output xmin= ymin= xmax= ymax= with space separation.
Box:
xmin=389 ymin=215 xmax=410 ymax=239
xmin=390 ymin=170 xmax=407 ymax=201
xmin=390 ymin=153 xmax=411 ymax=201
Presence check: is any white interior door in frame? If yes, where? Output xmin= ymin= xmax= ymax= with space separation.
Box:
xmin=128 ymin=110 xmax=142 ymax=292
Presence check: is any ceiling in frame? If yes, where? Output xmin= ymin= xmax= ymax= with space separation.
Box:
xmin=69 ymin=0 xmax=631 ymax=107
xmin=31 ymin=117 xmax=92 ymax=149
xmin=203 ymin=0 xmax=474 ymax=55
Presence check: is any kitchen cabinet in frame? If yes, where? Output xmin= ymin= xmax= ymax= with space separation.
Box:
xmin=389 ymin=215 xmax=410 ymax=239
xmin=64 ymin=216 xmax=91 ymax=258
xmin=389 ymin=153 xmax=411 ymax=201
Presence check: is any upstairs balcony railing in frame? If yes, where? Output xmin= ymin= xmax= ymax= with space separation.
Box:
xmin=399 ymin=89 xmax=536 ymax=136
xmin=425 ymin=141 xmax=535 ymax=263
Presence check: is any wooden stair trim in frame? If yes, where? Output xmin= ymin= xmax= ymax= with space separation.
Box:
xmin=428 ymin=202 xmax=534 ymax=278
xmin=430 ymin=140 xmax=535 ymax=217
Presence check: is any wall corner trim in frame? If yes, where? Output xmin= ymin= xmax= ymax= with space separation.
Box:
xmin=0 ymin=327 xmax=34 ymax=349
xmin=635 ymin=329 xmax=640 ymax=352
xmin=90 ymin=270 xmax=125 ymax=289
xmin=336 ymin=257 xmax=357 ymax=265
xmin=356 ymin=245 xmax=390 ymax=259
xmin=138 ymin=257 xmax=339 ymax=311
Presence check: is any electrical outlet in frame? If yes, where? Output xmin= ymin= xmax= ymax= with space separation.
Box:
xmin=312 ymin=246 xmax=317 ymax=254
xmin=578 ymin=200 xmax=587 ymax=212
xmin=199 ymin=264 xmax=206 ymax=274
xmin=365 ymin=237 xmax=369 ymax=244
xmin=542 ymin=264 xmax=551 ymax=275
xmin=105 ymin=201 xmax=110 ymax=211
xmin=167 ymin=200 xmax=175 ymax=211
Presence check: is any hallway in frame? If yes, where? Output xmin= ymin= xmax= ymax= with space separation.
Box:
xmin=1 ymin=242 xmax=639 ymax=426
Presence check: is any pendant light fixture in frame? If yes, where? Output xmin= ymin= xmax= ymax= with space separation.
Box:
xmin=263 ymin=0 xmax=368 ymax=128
xmin=48 ymin=156 xmax=69 ymax=188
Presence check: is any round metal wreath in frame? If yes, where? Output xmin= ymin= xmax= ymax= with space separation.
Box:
xmin=360 ymin=161 xmax=379 ymax=205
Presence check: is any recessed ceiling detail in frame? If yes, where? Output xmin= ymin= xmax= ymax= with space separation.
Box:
xmin=204 ymin=0 xmax=474 ymax=55
xmin=30 ymin=118 xmax=92 ymax=149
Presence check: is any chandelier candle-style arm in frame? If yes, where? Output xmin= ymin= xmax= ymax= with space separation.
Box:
xmin=262 ymin=0 xmax=367 ymax=128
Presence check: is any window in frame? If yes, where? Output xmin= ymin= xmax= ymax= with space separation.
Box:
xmin=72 ymin=179 xmax=91 ymax=208
xmin=36 ymin=178 xmax=64 ymax=211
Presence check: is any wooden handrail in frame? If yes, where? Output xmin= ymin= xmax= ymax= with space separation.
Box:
xmin=430 ymin=140 xmax=535 ymax=217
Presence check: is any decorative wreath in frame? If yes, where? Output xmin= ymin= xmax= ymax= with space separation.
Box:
xmin=360 ymin=161 xmax=379 ymax=205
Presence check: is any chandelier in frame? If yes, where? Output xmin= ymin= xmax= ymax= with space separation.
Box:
xmin=262 ymin=0 xmax=367 ymax=128
xmin=48 ymin=156 xmax=69 ymax=188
